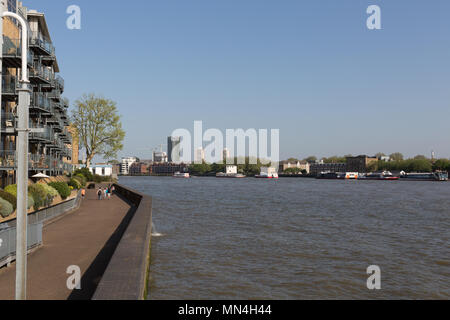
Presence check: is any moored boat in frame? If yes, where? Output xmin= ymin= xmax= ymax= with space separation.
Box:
xmin=399 ymin=171 xmax=448 ymax=181
xmin=173 ymin=172 xmax=190 ymax=178
xmin=255 ymin=167 xmax=279 ymax=179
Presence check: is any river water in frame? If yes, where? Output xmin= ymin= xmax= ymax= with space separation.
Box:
xmin=119 ymin=176 xmax=450 ymax=299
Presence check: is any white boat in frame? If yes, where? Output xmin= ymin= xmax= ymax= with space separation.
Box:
xmin=255 ymin=167 xmax=279 ymax=179
xmin=173 ymin=172 xmax=190 ymax=178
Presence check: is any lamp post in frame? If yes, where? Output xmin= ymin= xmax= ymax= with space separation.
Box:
xmin=1 ymin=10 xmax=31 ymax=300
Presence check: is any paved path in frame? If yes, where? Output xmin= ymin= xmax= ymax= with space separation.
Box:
xmin=0 ymin=186 xmax=132 ymax=300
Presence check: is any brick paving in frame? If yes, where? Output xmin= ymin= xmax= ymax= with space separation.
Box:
xmin=0 ymin=186 xmax=132 ymax=300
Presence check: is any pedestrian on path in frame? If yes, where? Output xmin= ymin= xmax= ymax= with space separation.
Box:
xmin=97 ymin=187 xmax=102 ymax=200
xmin=103 ymin=188 xmax=107 ymax=200
xmin=81 ymin=188 xmax=86 ymax=199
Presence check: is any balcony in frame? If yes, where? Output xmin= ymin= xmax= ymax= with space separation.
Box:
xmin=29 ymin=32 xmax=55 ymax=57
xmin=29 ymin=154 xmax=51 ymax=170
xmin=1 ymin=112 xmax=16 ymax=134
xmin=2 ymin=36 xmax=34 ymax=68
xmin=30 ymin=93 xmax=52 ymax=114
xmin=48 ymin=89 xmax=61 ymax=102
xmin=0 ymin=151 xmax=16 ymax=169
xmin=56 ymin=75 xmax=64 ymax=92
xmin=2 ymin=75 xmax=18 ymax=100
xmin=29 ymin=126 xmax=52 ymax=143
xmin=29 ymin=62 xmax=53 ymax=85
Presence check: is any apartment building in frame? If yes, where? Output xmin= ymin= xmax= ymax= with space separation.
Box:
xmin=0 ymin=1 xmax=73 ymax=187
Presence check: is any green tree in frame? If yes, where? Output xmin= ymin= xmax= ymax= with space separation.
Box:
xmin=71 ymin=93 xmax=125 ymax=167
xmin=375 ymin=152 xmax=386 ymax=159
xmin=389 ymin=152 xmax=404 ymax=161
xmin=304 ymin=156 xmax=317 ymax=163
xmin=413 ymin=155 xmax=427 ymax=160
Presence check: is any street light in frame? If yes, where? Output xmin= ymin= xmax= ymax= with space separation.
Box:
xmin=0 ymin=10 xmax=31 ymax=300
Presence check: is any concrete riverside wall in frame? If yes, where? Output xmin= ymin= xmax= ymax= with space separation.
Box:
xmin=0 ymin=191 xmax=82 ymax=268
xmin=92 ymin=184 xmax=152 ymax=300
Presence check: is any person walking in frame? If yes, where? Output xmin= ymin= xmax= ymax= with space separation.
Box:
xmin=81 ymin=188 xmax=86 ymax=199
xmin=103 ymin=187 xmax=107 ymax=200
xmin=97 ymin=187 xmax=102 ymax=200
xmin=111 ymin=185 xmax=115 ymax=196
xmin=107 ymin=186 xmax=111 ymax=200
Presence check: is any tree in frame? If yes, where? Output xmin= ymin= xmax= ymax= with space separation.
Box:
xmin=304 ymin=156 xmax=317 ymax=163
xmin=375 ymin=152 xmax=386 ymax=159
xmin=413 ymin=155 xmax=427 ymax=160
xmin=389 ymin=152 xmax=404 ymax=161
xmin=71 ymin=94 xmax=125 ymax=167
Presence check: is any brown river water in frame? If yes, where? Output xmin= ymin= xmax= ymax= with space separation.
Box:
xmin=119 ymin=176 xmax=450 ymax=299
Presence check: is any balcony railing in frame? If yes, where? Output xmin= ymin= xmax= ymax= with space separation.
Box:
xmin=56 ymin=75 xmax=64 ymax=91
xmin=29 ymin=62 xmax=53 ymax=83
xmin=29 ymin=154 xmax=51 ymax=170
xmin=30 ymin=93 xmax=51 ymax=113
xmin=0 ymin=151 xmax=16 ymax=168
xmin=2 ymin=75 xmax=17 ymax=95
xmin=30 ymin=32 xmax=55 ymax=56
xmin=1 ymin=112 xmax=16 ymax=132
xmin=29 ymin=126 xmax=52 ymax=142
xmin=48 ymin=89 xmax=61 ymax=101
xmin=2 ymin=36 xmax=34 ymax=67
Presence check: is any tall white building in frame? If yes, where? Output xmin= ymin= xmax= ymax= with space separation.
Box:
xmin=121 ymin=157 xmax=138 ymax=175
xmin=168 ymin=136 xmax=181 ymax=163
xmin=223 ymin=148 xmax=230 ymax=162
xmin=194 ymin=148 xmax=205 ymax=164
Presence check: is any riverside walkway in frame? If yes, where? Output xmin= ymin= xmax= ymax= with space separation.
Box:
xmin=0 ymin=186 xmax=133 ymax=300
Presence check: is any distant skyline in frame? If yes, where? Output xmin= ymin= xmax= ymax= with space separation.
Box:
xmin=25 ymin=0 xmax=450 ymax=161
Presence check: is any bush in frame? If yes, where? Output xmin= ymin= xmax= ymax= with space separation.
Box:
xmin=0 ymin=197 xmax=14 ymax=218
xmin=0 ymin=189 xmax=17 ymax=210
xmin=5 ymin=184 xmax=36 ymax=209
xmin=28 ymin=184 xmax=48 ymax=210
xmin=73 ymin=168 xmax=93 ymax=182
xmin=48 ymin=182 xmax=71 ymax=200
xmin=40 ymin=184 xmax=59 ymax=206
xmin=68 ymin=178 xmax=81 ymax=190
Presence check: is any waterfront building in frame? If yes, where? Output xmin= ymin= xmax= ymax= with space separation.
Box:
xmin=223 ymin=148 xmax=230 ymax=162
xmin=152 ymin=150 xmax=168 ymax=163
xmin=279 ymin=160 xmax=310 ymax=174
xmin=120 ymin=156 xmax=138 ymax=175
xmin=167 ymin=136 xmax=181 ymax=163
xmin=309 ymin=163 xmax=346 ymax=176
xmin=226 ymin=165 xmax=238 ymax=175
xmin=194 ymin=147 xmax=205 ymax=163
xmin=0 ymin=2 xmax=74 ymax=188
xmin=346 ymin=155 xmax=378 ymax=173
xmin=129 ymin=161 xmax=149 ymax=175
xmin=89 ymin=164 xmax=113 ymax=177
xmin=151 ymin=162 xmax=188 ymax=175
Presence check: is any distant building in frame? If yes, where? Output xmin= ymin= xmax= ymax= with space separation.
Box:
xmin=129 ymin=162 xmax=149 ymax=175
xmin=194 ymin=148 xmax=205 ymax=163
xmin=151 ymin=163 xmax=188 ymax=175
xmin=89 ymin=164 xmax=113 ymax=177
xmin=279 ymin=160 xmax=310 ymax=174
xmin=310 ymin=163 xmax=346 ymax=176
xmin=346 ymin=155 xmax=378 ymax=173
xmin=226 ymin=165 xmax=238 ymax=175
xmin=167 ymin=136 xmax=181 ymax=163
xmin=153 ymin=151 xmax=168 ymax=163
xmin=121 ymin=157 xmax=138 ymax=175
xmin=223 ymin=148 xmax=230 ymax=161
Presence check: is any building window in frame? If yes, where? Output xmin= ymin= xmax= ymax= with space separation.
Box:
xmin=7 ymin=0 xmax=17 ymax=13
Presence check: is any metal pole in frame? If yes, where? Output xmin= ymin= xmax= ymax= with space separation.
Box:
xmin=2 ymin=11 xmax=30 ymax=300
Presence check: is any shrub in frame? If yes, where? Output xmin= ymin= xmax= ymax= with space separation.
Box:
xmin=40 ymin=184 xmax=59 ymax=206
xmin=69 ymin=178 xmax=82 ymax=190
xmin=93 ymin=175 xmax=104 ymax=183
xmin=28 ymin=184 xmax=48 ymax=210
xmin=74 ymin=174 xmax=87 ymax=187
xmin=48 ymin=182 xmax=71 ymax=200
xmin=0 ymin=189 xmax=17 ymax=210
xmin=5 ymin=184 xmax=35 ymax=209
xmin=0 ymin=197 xmax=14 ymax=218
xmin=73 ymin=168 xmax=93 ymax=182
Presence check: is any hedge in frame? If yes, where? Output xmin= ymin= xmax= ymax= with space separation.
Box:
xmin=5 ymin=184 xmax=37 ymax=210
xmin=69 ymin=178 xmax=82 ymax=190
xmin=0 ymin=189 xmax=17 ymax=210
xmin=48 ymin=182 xmax=71 ymax=200
xmin=73 ymin=174 xmax=87 ymax=187
xmin=0 ymin=197 xmax=14 ymax=218
xmin=28 ymin=184 xmax=48 ymax=210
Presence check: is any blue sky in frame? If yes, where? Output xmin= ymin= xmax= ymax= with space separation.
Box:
xmin=24 ymin=0 xmax=450 ymax=161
